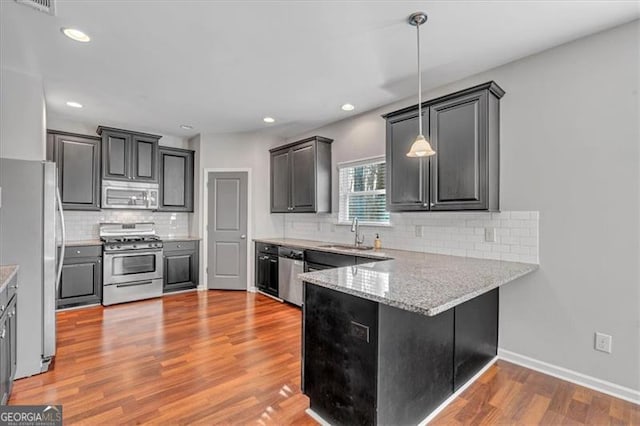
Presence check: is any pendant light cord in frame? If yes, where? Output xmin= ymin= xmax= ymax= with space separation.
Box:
xmin=417 ymin=20 xmax=422 ymax=136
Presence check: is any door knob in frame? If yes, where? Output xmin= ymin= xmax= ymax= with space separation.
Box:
xmin=240 ymin=235 xmax=246 ymax=239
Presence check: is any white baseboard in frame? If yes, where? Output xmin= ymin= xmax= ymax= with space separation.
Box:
xmin=305 ymin=409 xmax=331 ymax=426
xmin=498 ymin=348 xmax=640 ymax=405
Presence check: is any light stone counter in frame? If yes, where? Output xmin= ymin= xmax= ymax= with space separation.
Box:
xmin=63 ymin=240 xmax=103 ymax=247
xmin=0 ymin=265 xmax=19 ymax=293
xmin=254 ymin=238 xmax=538 ymax=316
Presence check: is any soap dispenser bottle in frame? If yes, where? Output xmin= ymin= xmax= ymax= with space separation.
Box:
xmin=374 ymin=233 xmax=382 ymax=249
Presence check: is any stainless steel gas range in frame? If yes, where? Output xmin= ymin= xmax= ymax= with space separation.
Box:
xmin=100 ymin=222 xmax=164 ymax=306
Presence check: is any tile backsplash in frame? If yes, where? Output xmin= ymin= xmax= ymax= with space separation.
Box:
xmin=62 ymin=210 xmax=190 ymax=240
xmin=283 ymin=211 xmax=539 ymax=264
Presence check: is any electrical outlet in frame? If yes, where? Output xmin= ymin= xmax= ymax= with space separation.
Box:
xmin=594 ymin=332 xmax=612 ymax=353
xmin=484 ymin=227 xmax=496 ymax=242
xmin=415 ymin=225 xmax=423 ymax=237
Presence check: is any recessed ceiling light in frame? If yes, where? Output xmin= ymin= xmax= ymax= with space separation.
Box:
xmin=61 ymin=28 xmax=90 ymax=43
xmin=180 ymin=124 xmax=193 ymax=130
xmin=341 ymin=103 xmax=355 ymax=111
xmin=66 ymin=101 xmax=83 ymax=108
xmin=263 ymin=117 xmax=275 ymax=123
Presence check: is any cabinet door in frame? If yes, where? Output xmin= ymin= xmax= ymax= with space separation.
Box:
xmin=53 ymin=133 xmax=101 ymax=211
xmin=290 ymin=142 xmax=316 ymax=212
xmin=58 ymin=258 xmax=102 ymax=309
xmin=7 ymin=299 xmax=16 ymax=382
xmin=102 ymin=131 xmax=132 ymax=181
xmin=430 ymin=91 xmax=488 ymax=210
xmin=270 ymin=149 xmax=291 ymax=213
xmin=267 ymin=257 xmax=279 ymax=295
xmin=131 ymin=135 xmax=159 ymax=182
xmin=163 ymin=250 xmax=198 ymax=292
xmin=386 ymin=109 xmax=430 ymax=211
xmin=0 ymin=315 xmax=7 ymax=405
xmin=158 ymin=148 xmax=194 ymax=212
xmin=304 ymin=284 xmax=378 ymax=425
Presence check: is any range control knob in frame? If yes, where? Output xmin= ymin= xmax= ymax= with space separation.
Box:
xmin=116 ymin=245 xmax=121 ymax=249
xmin=132 ymin=244 xmax=137 ymax=249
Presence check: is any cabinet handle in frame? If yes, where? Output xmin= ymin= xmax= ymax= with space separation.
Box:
xmin=177 ymin=244 xmax=182 ymax=248
xmin=97 ymin=260 xmax=101 ymax=264
xmin=76 ymin=250 xmax=81 ymax=254
xmin=422 ymin=202 xmax=428 ymax=207
xmin=10 ymin=284 xmax=17 ymax=289
xmin=0 ymin=328 xmax=5 ymax=339
xmin=0 ymin=305 xmax=4 ymax=312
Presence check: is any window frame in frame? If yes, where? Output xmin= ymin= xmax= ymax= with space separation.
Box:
xmin=337 ymin=155 xmax=391 ymax=226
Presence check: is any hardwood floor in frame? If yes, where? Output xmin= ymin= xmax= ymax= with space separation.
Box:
xmin=430 ymin=361 xmax=639 ymax=426
xmin=10 ymin=291 xmax=639 ymax=425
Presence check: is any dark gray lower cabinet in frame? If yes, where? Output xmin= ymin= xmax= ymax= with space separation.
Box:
xmin=0 ymin=273 xmax=17 ymax=405
xmin=303 ymin=283 xmax=498 ymax=425
xmin=163 ymin=241 xmax=199 ymax=293
xmin=58 ymin=246 xmax=102 ymax=309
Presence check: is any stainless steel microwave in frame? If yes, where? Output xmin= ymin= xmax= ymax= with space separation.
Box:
xmin=102 ymin=180 xmax=159 ymax=209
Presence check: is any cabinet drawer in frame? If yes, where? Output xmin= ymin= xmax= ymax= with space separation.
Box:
xmin=164 ymin=241 xmax=197 ymax=252
xmin=256 ymin=242 xmax=278 ymax=255
xmin=64 ymin=245 xmax=102 ymax=259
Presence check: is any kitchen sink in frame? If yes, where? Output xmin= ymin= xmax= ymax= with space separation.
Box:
xmin=319 ymin=244 xmax=375 ymax=251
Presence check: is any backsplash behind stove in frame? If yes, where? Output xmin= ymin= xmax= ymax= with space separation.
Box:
xmin=61 ymin=210 xmax=190 ymax=241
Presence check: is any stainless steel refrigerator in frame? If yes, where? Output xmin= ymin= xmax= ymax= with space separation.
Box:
xmin=0 ymin=158 xmax=64 ymax=378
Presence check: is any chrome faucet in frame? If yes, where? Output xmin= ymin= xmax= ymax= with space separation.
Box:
xmin=351 ymin=217 xmax=365 ymax=247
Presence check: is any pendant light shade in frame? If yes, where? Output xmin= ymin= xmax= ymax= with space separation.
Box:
xmin=407 ymin=134 xmax=436 ymax=157
xmin=406 ymin=12 xmax=436 ymax=158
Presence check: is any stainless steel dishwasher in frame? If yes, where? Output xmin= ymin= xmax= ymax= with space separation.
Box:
xmin=278 ymin=247 xmax=304 ymax=307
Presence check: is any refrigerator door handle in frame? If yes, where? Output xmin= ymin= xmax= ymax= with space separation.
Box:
xmin=55 ymin=186 xmax=65 ymax=291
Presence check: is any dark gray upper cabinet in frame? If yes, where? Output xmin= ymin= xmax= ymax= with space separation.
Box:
xmin=131 ymin=135 xmax=159 ymax=182
xmin=47 ymin=130 xmax=101 ymax=211
xmin=97 ymin=126 xmax=161 ymax=183
xmin=158 ymin=146 xmax=194 ymax=212
xmin=269 ymin=136 xmax=332 ymax=213
xmin=384 ymin=81 xmax=504 ymax=212
xmin=385 ymin=109 xmax=429 ymax=211
xmin=290 ymin=141 xmax=316 ymax=212
xmin=271 ymin=150 xmax=291 ymax=213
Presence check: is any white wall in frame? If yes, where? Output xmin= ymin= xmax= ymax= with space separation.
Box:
xmin=0 ymin=67 xmax=46 ymax=161
xmin=192 ymin=131 xmax=286 ymax=289
xmin=285 ymin=21 xmax=640 ymax=391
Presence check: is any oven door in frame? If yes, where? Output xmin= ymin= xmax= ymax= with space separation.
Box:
xmin=104 ymin=249 xmax=163 ymax=284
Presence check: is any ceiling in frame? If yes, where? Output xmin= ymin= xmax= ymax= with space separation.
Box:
xmin=2 ymin=1 xmax=638 ymax=138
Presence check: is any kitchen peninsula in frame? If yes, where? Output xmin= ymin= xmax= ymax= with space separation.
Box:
xmin=255 ymin=238 xmax=538 ymax=425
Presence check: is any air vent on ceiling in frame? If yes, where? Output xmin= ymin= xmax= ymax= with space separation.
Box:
xmin=14 ymin=0 xmax=56 ymax=16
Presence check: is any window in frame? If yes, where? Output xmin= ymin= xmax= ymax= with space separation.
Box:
xmin=338 ymin=157 xmax=390 ymax=225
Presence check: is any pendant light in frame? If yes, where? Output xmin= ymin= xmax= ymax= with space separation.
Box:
xmin=406 ymin=12 xmax=436 ymax=158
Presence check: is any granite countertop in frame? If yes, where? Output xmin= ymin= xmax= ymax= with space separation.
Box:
xmin=63 ymin=240 xmax=103 ymax=247
xmin=0 ymin=265 xmax=19 ymax=293
xmin=254 ymin=238 xmax=538 ymax=317
xmin=160 ymin=236 xmax=201 ymax=242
